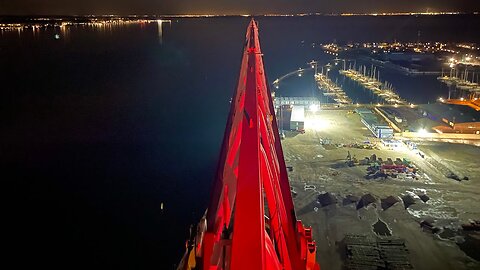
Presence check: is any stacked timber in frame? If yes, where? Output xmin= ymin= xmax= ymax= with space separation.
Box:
xmin=344 ymin=234 xmax=412 ymax=270
xmin=345 ymin=234 xmax=385 ymax=269
xmin=377 ymin=238 xmax=412 ymax=269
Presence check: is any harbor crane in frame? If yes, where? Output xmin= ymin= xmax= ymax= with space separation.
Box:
xmin=177 ymin=19 xmax=320 ymax=270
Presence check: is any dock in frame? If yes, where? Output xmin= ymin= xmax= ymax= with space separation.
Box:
xmin=314 ymin=72 xmax=352 ymax=104
xmin=340 ymin=65 xmax=408 ymax=105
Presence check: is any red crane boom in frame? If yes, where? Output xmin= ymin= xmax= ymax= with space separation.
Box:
xmin=178 ymin=19 xmax=320 ymax=270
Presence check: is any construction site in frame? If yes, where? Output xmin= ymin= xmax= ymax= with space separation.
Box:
xmin=282 ymin=108 xmax=480 ymax=270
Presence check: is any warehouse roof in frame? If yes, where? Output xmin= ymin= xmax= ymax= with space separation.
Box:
xmin=420 ymin=103 xmax=480 ymax=124
xmin=291 ymin=105 xmax=305 ymax=122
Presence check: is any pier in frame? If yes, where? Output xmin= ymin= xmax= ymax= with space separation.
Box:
xmin=314 ymin=67 xmax=352 ymax=104
xmin=437 ymin=68 xmax=480 ymax=95
xmin=340 ymin=64 xmax=408 ymax=105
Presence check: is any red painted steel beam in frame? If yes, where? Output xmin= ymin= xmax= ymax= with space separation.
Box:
xmin=177 ymin=19 xmax=320 ymax=270
xmin=230 ymin=23 xmax=265 ymax=268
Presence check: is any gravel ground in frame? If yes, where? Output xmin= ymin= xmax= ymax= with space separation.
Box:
xmin=283 ymin=109 xmax=480 ymax=270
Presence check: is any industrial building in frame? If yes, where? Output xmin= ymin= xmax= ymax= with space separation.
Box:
xmin=274 ymin=96 xmax=321 ymax=107
xmin=356 ymin=108 xmax=394 ymax=138
xmin=290 ymin=105 xmax=305 ymax=131
xmin=381 ymin=139 xmax=403 ymax=149
xmin=276 ymin=105 xmax=305 ymax=132
xmin=274 ymin=97 xmax=315 ymax=132
xmin=420 ymin=103 xmax=480 ymax=134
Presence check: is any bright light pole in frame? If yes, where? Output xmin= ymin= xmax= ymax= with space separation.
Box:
xmin=308 ymin=60 xmax=318 ymax=75
xmin=309 ymin=104 xmax=319 ymax=112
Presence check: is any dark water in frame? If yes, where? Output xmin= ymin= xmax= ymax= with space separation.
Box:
xmin=1 ymin=15 xmax=479 ymax=268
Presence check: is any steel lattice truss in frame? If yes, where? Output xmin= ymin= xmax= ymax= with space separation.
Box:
xmin=178 ymin=19 xmax=320 ymax=270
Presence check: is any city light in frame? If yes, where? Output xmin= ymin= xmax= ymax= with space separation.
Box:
xmin=309 ymin=104 xmax=319 ymax=112
xmin=305 ymin=118 xmax=332 ymax=131
xmin=418 ymin=128 xmax=428 ymax=135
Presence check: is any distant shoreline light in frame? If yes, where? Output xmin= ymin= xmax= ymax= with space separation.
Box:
xmin=0 ymin=11 xmax=477 ymax=19
xmin=0 ymin=11 xmax=477 ymax=29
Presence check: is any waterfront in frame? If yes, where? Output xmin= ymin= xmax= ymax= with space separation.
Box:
xmin=2 ymin=15 xmax=480 ymax=268
xmin=284 ymin=109 xmax=480 ymax=269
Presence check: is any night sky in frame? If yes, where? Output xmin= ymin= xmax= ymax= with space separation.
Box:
xmin=2 ymin=0 xmax=480 ymax=268
xmin=1 ymin=0 xmax=480 ymax=15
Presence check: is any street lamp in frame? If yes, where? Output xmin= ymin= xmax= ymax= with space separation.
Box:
xmin=418 ymin=128 xmax=428 ymax=135
xmin=308 ymin=60 xmax=318 ymax=75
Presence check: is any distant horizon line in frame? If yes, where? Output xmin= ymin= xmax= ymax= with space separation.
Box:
xmin=1 ymin=11 xmax=479 ymax=18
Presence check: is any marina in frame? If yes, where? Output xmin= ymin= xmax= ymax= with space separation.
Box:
xmin=437 ymin=68 xmax=480 ymax=96
xmin=314 ymin=65 xmax=352 ymax=104
xmin=339 ymin=63 xmax=408 ymax=105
